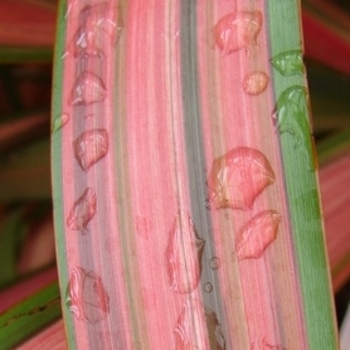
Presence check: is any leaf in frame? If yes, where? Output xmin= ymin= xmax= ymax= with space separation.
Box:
xmin=0 ymin=282 xmax=61 ymax=350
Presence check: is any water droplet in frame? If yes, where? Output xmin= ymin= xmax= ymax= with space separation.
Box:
xmin=207 ymin=147 xmax=275 ymax=210
xmin=274 ymin=85 xmax=314 ymax=170
xmin=203 ymin=282 xmax=213 ymax=293
xmin=251 ymin=336 xmax=286 ymax=350
xmin=165 ymin=211 xmax=205 ymax=294
xmin=213 ymin=11 xmax=263 ymax=55
xmin=66 ymin=266 xmax=109 ymax=323
xmin=52 ymin=113 xmax=70 ymax=132
xmin=236 ymin=210 xmax=281 ymax=260
xmin=67 ymin=188 xmax=97 ymax=232
xmin=68 ymin=2 xmax=119 ymax=58
xmin=271 ymin=50 xmax=304 ymax=76
xmin=209 ymin=257 xmax=221 ymax=270
xmin=174 ymin=298 xmax=225 ymax=349
xmin=70 ymin=72 xmax=107 ymax=106
xmin=73 ymin=129 xmax=109 ymax=171
xmin=243 ymin=71 xmax=269 ymax=95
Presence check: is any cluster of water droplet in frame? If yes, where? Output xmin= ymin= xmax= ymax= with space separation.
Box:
xmin=61 ymin=1 xmax=120 ymax=323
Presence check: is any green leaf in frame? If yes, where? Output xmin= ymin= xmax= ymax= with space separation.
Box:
xmin=0 ymin=282 xmax=61 ymax=350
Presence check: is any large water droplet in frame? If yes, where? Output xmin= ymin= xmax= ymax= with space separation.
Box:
xmin=207 ymin=147 xmax=275 ymax=210
xmin=174 ymin=298 xmax=225 ymax=349
xmin=165 ymin=211 xmax=205 ymax=294
xmin=68 ymin=2 xmax=119 ymax=58
xmin=73 ymin=129 xmax=109 ymax=171
xmin=70 ymin=72 xmax=107 ymax=106
xmin=243 ymin=71 xmax=269 ymax=95
xmin=213 ymin=11 xmax=263 ymax=55
xmin=236 ymin=210 xmax=281 ymax=260
xmin=66 ymin=266 xmax=109 ymax=323
xmin=67 ymin=188 xmax=97 ymax=232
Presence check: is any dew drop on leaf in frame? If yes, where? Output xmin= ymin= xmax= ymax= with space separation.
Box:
xmin=203 ymin=282 xmax=213 ymax=293
xmin=66 ymin=266 xmax=110 ymax=323
xmin=207 ymin=147 xmax=275 ymax=210
xmin=213 ymin=11 xmax=263 ymax=55
xmin=271 ymin=50 xmax=304 ymax=77
xmin=275 ymin=85 xmax=310 ymax=145
xmin=165 ymin=211 xmax=205 ymax=294
xmin=236 ymin=210 xmax=281 ymax=260
xmin=70 ymin=72 xmax=107 ymax=106
xmin=52 ymin=113 xmax=70 ymax=132
xmin=209 ymin=257 xmax=221 ymax=270
xmin=67 ymin=188 xmax=97 ymax=232
xmin=243 ymin=71 xmax=269 ymax=95
xmin=73 ymin=129 xmax=109 ymax=171
xmin=174 ymin=298 xmax=226 ymax=350
xmin=67 ymin=2 xmax=119 ymax=58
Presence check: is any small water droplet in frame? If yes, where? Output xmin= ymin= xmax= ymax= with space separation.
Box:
xmin=203 ymin=282 xmax=213 ymax=293
xmin=165 ymin=211 xmax=205 ymax=294
xmin=174 ymin=298 xmax=225 ymax=349
xmin=209 ymin=257 xmax=221 ymax=270
xmin=73 ymin=129 xmax=109 ymax=171
xmin=52 ymin=113 xmax=70 ymax=132
xmin=213 ymin=11 xmax=263 ymax=55
xmin=236 ymin=210 xmax=282 ymax=260
xmin=66 ymin=266 xmax=109 ymax=323
xmin=70 ymin=72 xmax=107 ymax=106
xmin=243 ymin=71 xmax=269 ymax=95
xmin=207 ymin=147 xmax=275 ymax=210
xmin=67 ymin=188 xmax=97 ymax=232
